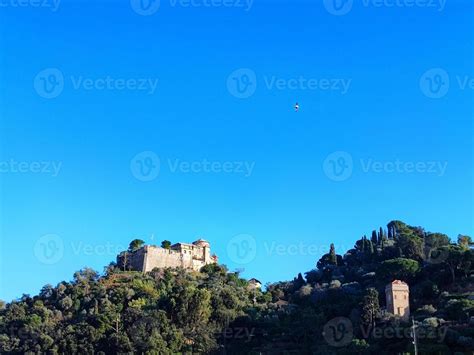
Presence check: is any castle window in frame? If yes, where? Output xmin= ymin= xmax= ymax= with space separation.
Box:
xmin=404 ymin=295 xmax=407 ymax=300
xmin=394 ymin=295 xmax=397 ymax=300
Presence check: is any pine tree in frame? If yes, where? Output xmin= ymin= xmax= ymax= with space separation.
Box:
xmin=388 ymin=227 xmax=393 ymax=240
xmin=378 ymin=227 xmax=384 ymax=244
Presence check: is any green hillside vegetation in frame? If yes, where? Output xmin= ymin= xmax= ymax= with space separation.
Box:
xmin=1 ymin=220 xmax=473 ymax=354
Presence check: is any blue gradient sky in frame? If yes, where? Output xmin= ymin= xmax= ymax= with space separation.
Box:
xmin=0 ymin=0 xmax=473 ymax=301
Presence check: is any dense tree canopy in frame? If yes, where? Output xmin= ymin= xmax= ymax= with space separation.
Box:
xmin=1 ymin=220 xmax=473 ymax=354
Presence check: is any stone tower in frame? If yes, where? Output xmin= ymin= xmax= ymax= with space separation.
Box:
xmin=385 ymin=280 xmax=410 ymax=320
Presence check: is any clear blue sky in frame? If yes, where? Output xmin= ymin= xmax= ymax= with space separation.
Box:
xmin=0 ymin=0 xmax=472 ymax=301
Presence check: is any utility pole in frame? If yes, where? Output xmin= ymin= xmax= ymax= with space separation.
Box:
xmin=115 ymin=315 xmax=120 ymax=334
xmin=411 ymin=317 xmax=418 ymax=355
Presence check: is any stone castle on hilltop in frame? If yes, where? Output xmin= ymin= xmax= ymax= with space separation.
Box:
xmin=117 ymin=239 xmax=218 ymax=272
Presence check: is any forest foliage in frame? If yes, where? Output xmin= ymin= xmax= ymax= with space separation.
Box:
xmin=0 ymin=220 xmax=473 ymax=354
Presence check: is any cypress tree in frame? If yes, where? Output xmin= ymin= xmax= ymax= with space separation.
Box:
xmin=329 ymin=243 xmax=337 ymax=265
xmin=368 ymin=240 xmax=374 ymax=254
xmin=371 ymin=230 xmax=378 ymax=244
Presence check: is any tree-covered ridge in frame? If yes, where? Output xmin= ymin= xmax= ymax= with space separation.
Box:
xmin=0 ymin=220 xmax=473 ymax=354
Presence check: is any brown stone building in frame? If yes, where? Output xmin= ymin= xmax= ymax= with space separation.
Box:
xmin=385 ymin=280 xmax=410 ymax=320
xmin=117 ymin=239 xmax=218 ymax=272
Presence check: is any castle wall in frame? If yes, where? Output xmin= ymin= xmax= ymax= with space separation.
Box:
xmin=118 ymin=242 xmax=215 ymax=272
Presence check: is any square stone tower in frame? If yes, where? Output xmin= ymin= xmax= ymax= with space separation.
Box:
xmin=385 ymin=280 xmax=410 ymax=320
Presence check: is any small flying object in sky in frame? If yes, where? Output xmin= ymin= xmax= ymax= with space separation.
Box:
xmin=294 ymin=102 xmax=299 ymax=112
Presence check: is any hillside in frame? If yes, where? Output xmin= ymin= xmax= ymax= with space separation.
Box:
xmin=0 ymin=220 xmax=473 ymax=354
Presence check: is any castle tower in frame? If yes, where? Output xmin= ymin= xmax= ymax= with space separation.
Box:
xmin=192 ymin=239 xmax=211 ymax=263
xmin=385 ymin=280 xmax=410 ymax=320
